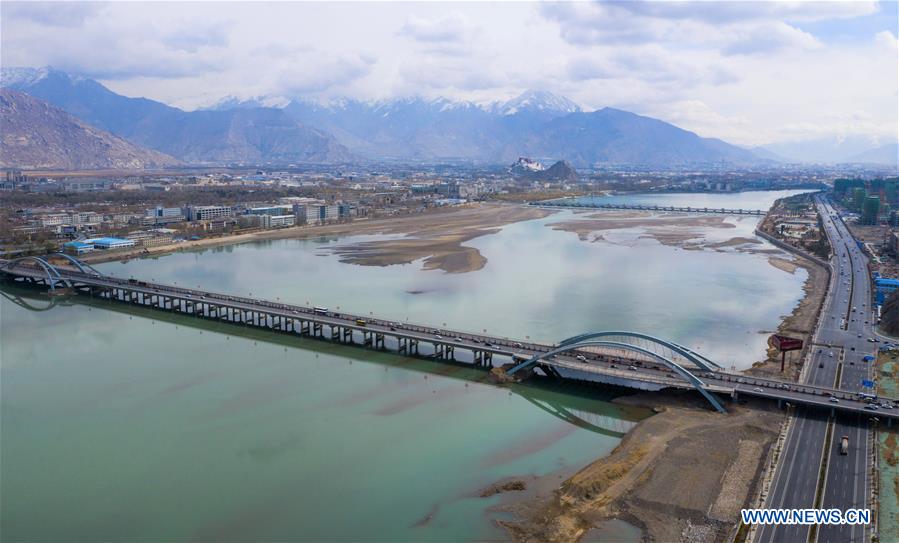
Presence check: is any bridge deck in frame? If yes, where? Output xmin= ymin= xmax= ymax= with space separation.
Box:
xmin=2 ymin=260 xmax=896 ymax=420
xmin=530 ymin=200 xmax=767 ymax=215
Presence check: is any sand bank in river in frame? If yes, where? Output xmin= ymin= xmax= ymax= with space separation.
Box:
xmin=326 ymin=204 xmax=553 ymax=273
xmin=500 ymin=393 xmax=784 ymax=543
xmin=82 ymin=204 xmax=554 ymax=274
xmin=547 ymin=212 xmax=746 ymax=250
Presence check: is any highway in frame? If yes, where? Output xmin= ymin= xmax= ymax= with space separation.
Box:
xmin=756 ymin=195 xmax=877 ymax=543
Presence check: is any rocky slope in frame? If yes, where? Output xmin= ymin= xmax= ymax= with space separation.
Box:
xmin=0 ymin=88 xmax=179 ymax=170
xmin=2 ymin=67 xmax=353 ymax=164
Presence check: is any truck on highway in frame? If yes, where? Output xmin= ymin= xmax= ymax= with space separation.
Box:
xmin=313 ymin=306 xmax=328 ymax=315
xmin=355 ymin=319 xmax=366 ymax=327
xmin=840 ymin=435 xmax=849 ymax=455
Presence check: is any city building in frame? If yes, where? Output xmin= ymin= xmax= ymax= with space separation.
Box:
xmin=84 ymin=237 xmax=136 ymax=250
xmin=126 ymin=230 xmax=174 ymax=247
xmin=61 ymin=178 xmax=115 ymax=192
xmin=63 ymin=241 xmax=95 ymax=255
xmin=39 ymin=214 xmax=69 ymax=227
xmin=269 ymin=214 xmax=296 ymax=228
xmin=186 ymin=205 xmax=233 ymax=221
xmin=247 ymin=205 xmax=294 ymax=216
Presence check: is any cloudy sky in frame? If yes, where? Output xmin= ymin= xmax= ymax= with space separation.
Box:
xmin=2 ymin=1 xmax=897 ymax=146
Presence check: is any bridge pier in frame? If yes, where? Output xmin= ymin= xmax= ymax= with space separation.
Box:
xmin=374 ymin=333 xmax=384 ymax=349
xmin=342 ymin=327 xmax=353 ymax=342
xmin=473 ymin=351 xmax=493 ymax=367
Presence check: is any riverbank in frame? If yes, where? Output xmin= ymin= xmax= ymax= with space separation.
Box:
xmin=744 ymin=256 xmax=828 ymax=380
xmin=80 ymin=203 xmax=554 ymax=274
xmin=876 ymin=350 xmax=899 ymax=541
xmin=500 ymin=392 xmax=784 ymax=542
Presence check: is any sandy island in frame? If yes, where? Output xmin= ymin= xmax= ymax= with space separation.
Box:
xmin=81 ymin=203 xmax=554 ymax=274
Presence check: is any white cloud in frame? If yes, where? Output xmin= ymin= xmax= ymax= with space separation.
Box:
xmin=721 ymin=22 xmax=822 ymax=56
xmin=0 ymin=1 xmax=895 ymax=146
xmin=399 ymin=13 xmax=475 ymax=44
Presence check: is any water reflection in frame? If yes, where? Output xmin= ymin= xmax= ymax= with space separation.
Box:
xmin=1 ymin=283 xmax=644 ymax=438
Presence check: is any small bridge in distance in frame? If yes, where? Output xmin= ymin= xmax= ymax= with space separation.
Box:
xmin=530 ymin=200 xmax=766 ymax=216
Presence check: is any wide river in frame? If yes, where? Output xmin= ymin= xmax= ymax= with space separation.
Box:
xmin=1 ymin=190 xmax=812 ymax=542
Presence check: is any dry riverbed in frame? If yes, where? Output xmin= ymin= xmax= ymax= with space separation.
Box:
xmin=82 ymin=204 xmax=554 ymax=274
xmin=499 ymin=392 xmax=784 ymax=542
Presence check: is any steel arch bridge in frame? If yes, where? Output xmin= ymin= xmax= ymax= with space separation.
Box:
xmin=0 ymin=253 xmax=100 ymax=291
xmin=506 ymin=331 xmax=727 ymax=412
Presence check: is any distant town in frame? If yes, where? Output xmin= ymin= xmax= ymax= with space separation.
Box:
xmin=3 ymin=162 xmax=880 ymax=260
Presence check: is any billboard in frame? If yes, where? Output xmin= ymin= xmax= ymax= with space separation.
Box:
xmin=770 ymin=334 xmax=803 ymax=352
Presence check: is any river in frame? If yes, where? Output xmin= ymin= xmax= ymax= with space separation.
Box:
xmin=1 ymin=189 xmax=812 ymax=541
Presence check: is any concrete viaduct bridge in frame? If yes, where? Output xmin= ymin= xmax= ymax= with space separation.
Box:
xmin=530 ymin=200 xmax=767 ymax=215
xmin=2 ymin=254 xmax=897 ymax=421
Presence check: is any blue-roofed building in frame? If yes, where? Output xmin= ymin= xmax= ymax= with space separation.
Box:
xmin=63 ymin=241 xmax=94 ymax=255
xmin=84 ymin=237 xmax=136 ymax=250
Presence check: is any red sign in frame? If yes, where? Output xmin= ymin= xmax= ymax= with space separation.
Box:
xmin=771 ymin=335 xmax=803 ymax=352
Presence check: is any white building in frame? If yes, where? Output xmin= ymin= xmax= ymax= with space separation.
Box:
xmin=269 ymin=214 xmax=296 ymax=228
xmin=294 ymin=203 xmax=339 ymax=224
xmin=187 ymin=205 xmax=233 ymax=221
xmin=39 ymin=214 xmax=69 ymax=227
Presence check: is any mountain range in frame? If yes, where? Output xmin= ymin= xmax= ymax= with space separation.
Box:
xmin=1 ymin=67 xmax=352 ymax=165
xmin=759 ymin=135 xmax=898 ymax=165
xmin=282 ymin=92 xmax=765 ymax=166
xmin=0 ymin=88 xmax=178 ymax=170
xmin=2 ymin=66 xmax=895 ymax=169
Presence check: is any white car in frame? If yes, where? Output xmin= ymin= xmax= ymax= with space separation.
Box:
xmin=829 ymin=397 xmax=840 ymax=403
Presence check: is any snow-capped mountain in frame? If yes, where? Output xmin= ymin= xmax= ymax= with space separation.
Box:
xmin=202 ymin=94 xmax=291 ymax=111
xmin=4 ymin=67 xmax=774 ymax=167
xmin=494 ymin=89 xmax=582 ymax=116
xmin=1 ymin=66 xmax=52 ymax=87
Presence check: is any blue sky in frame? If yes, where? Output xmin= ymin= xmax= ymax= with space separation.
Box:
xmin=793 ymin=1 xmax=897 ymax=43
xmin=1 ymin=1 xmax=897 ymax=146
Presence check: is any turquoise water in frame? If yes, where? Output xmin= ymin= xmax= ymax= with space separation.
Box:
xmin=1 ymin=191 xmax=810 ymax=541
xmin=569 ymin=189 xmax=817 ymax=210
xmin=1 ymin=294 xmax=643 ymax=542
